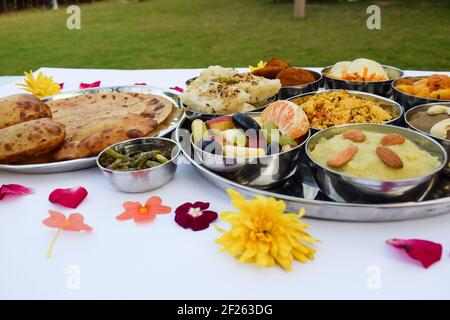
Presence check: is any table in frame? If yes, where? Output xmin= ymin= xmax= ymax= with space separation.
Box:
xmin=1 ymin=68 xmax=450 ymax=299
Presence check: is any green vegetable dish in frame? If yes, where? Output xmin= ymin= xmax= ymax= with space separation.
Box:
xmin=99 ymin=143 xmax=173 ymax=171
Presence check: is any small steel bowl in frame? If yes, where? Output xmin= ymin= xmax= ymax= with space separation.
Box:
xmin=392 ymin=76 xmax=450 ymax=111
xmin=96 ymin=137 xmax=181 ymax=193
xmin=404 ymin=102 xmax=450 ymax=176
xmin=321 ymin=65 xmax=404 ymax=98
xmin=278 ymin=69 xmax=322 ymax=100
xmin=190 ymin=114 xmax=310 ymax=189
xmin=306 ymin=123 xmax=447 ymax=204
xmin=288 ymin=89 xmax=403 ymax=133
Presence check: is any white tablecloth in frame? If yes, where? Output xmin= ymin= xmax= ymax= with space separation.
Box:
xmin=1 ymin=68 xmax=450 ymax=299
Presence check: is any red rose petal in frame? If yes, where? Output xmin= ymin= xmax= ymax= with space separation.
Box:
xmin=0 ymin=184 xmax=33 ymax=200
xmin=79 ymin=81 xmax=101 ymax=89
xmin=386 ymin=238 xmax=443 ymax=269
xmin=49 ymin=186 xmax=88 ymax=209
xmin=134 ymin=83 xmax=147 ymax=86
xmin=170 ymin=86 xmax=184 ymax=93
xmin=59 ymin=83 xmax=64 ymax=89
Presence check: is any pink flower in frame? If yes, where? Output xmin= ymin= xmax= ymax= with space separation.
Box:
xmin=170 ymin=86 xmax=184 ymax=93
xmin=49 ymin=186 xmax=88 ymax=209
xmin=59 ymin=83 xmax=64 ymax=89
xmin=0 ymin=184 xmax=32 ymax=200
xmin=386 ymin=238 xmax=443 ymax=269
xmin=79 ymin=81 xmax=101 ymax=89
xmin=174 ymin=202 xmax=218 ymax=231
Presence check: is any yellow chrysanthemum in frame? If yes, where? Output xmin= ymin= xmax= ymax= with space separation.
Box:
xmin=216 ymin=189 xmax=319 ymax=271
xmin=18 ymin=71 xmax=61 ymax=98
xmin=249 ymin=60 xmax=267 ymax=73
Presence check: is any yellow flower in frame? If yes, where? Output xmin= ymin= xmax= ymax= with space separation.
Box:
xmin=216 ymin=189 xmax=319 ymax=271
xmin=18 ymin=71 xmax=61 ymax=98
xmin=249 ymin=60 xmax=266 ymax=73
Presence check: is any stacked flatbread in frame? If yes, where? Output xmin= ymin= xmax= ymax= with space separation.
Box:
xmin=0 ymin=92 xmax=174 ymax=164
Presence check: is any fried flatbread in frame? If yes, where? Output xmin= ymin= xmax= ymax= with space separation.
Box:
xmin=0 ymin=118 xmax=65 ymax=163
xmin=0 ymin=94 xmax=52 ymax=129
xmin=48 ymin=92 xmax=173 ymax=139
xmin=54 ymin=114 xmax=158 ymax=160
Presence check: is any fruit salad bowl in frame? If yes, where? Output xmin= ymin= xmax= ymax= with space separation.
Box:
xmin=188 ymin=102 xmax=311 ymax=189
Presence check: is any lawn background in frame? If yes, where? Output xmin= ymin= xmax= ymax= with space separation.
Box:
xmin=0 ymin=0 xmax=449 ymax=75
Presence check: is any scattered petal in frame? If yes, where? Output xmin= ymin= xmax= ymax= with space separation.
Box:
xmin=49 ymin=186 xmax=88 ymax=209
xmin=169 ymin=86 xmax=184 ymax=93
xmin=386 ymin=238 xmax=442 ymax=269
xmin=0 ymin=184 xmax=33 ymax=200
xmin=116 ymin=196 xmax=171 ymax=223
xmin=59 ymin=83 xmax=64 ymax=89
xmin=174 ymin=201 xmax=218 ymax=231
xmin=79 ymin=81 xmax=101 ymax=89
xmin=134 ymin=82 xmax=147 ymax=86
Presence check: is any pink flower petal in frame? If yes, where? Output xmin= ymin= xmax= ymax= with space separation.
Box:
xmin=386 ymin=238 xmax=443 ymax=269
xmin=59 ymin=83 xmax=64 ymax=89
xmin=170 ymin=86 xmax=184 ymax=93
xmin=79 ymin=81 xmax=101 ymax=89
xmin=49 ymin=186 xmax=88 ymax=209
xmin=0 ymin=184 xmax=33 ymax=200
xmin=134 ymin=83 xmax=147 ymax=86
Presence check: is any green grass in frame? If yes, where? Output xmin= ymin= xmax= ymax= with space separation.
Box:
xmin=0 ymin=0 xmax=449 ymax=75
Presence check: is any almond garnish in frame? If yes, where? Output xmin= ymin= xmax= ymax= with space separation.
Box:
xmin=381 ymin=133 xmax=405 ymax=146
xmin=376 ymin=146 xmax=403 ymax=169
xmin=343 ymin=129 xmax=366 ymax=142
xmin=327 ymin=146 xmax=358 ymax=168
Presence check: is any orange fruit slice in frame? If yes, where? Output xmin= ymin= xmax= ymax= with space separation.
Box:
xmin=261 ymin=100 xmax=309 ymax=139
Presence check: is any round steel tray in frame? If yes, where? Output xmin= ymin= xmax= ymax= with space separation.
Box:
xmin=175 ymin=117 xmax=450 ymax=222
xmin=0 ymin=86 xmax=184 ymax=174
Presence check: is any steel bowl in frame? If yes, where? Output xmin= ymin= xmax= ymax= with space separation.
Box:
xmin=189 ymin=114 xmax=310 ymax=189
xmin=405 ymin=102 xmax=450 ymax=176
xmin=392 ymin=76 xmax=450 ymax=111
xmin=96 ymin=137 xmax=180 ymax=193
xmin=288 ymin=89 xmax=403 ymax=132
xmin=278 ymin=69 xmax=322 ymax=100
xmin=306 ymin=123 xmax=447 ymax=204
xmin=321 ymin=65 xmax=403 ymax=98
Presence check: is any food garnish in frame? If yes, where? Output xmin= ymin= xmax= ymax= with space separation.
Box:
xmin=343 ymin=129 xmax=366 ymax=142
xmin=376 ymin=146 xmax=404 ymax=169
xmin=381 ymin=133 xmax=405 ymax=146
xmin=327 ymin=146 xmax=358 ymax=168
xmin=430 ymin=119 xmax=450 ymax=139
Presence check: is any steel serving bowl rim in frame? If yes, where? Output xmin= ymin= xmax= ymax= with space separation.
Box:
xmin=305 ymin=123 xmax=447 ymax=184
xmin=287 ymin=89 xmax=404 ymax=129
xmin=404 ymin=102 xmax=450 ymax=143
xmin=321 ymin=65 xmax=404 ymax=84
xmin=391 ymin=76 xmax=450 ymax=103
xmin=175 ymin=116 xmax=450 ymax=209
xmin=96 ymin=137 xmax=181 ymax=175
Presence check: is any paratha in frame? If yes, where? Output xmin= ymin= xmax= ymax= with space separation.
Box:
xmin=48 ymin=92 xmax=173 ymax=139
xmin=0 ymin=94 xmax=52 ymax=130
xmin=0 ymin=118 xmax=65 ymax=163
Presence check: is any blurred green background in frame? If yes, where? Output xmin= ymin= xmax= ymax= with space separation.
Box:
xmin=0 ymin=0 xmax=449 ymax=75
